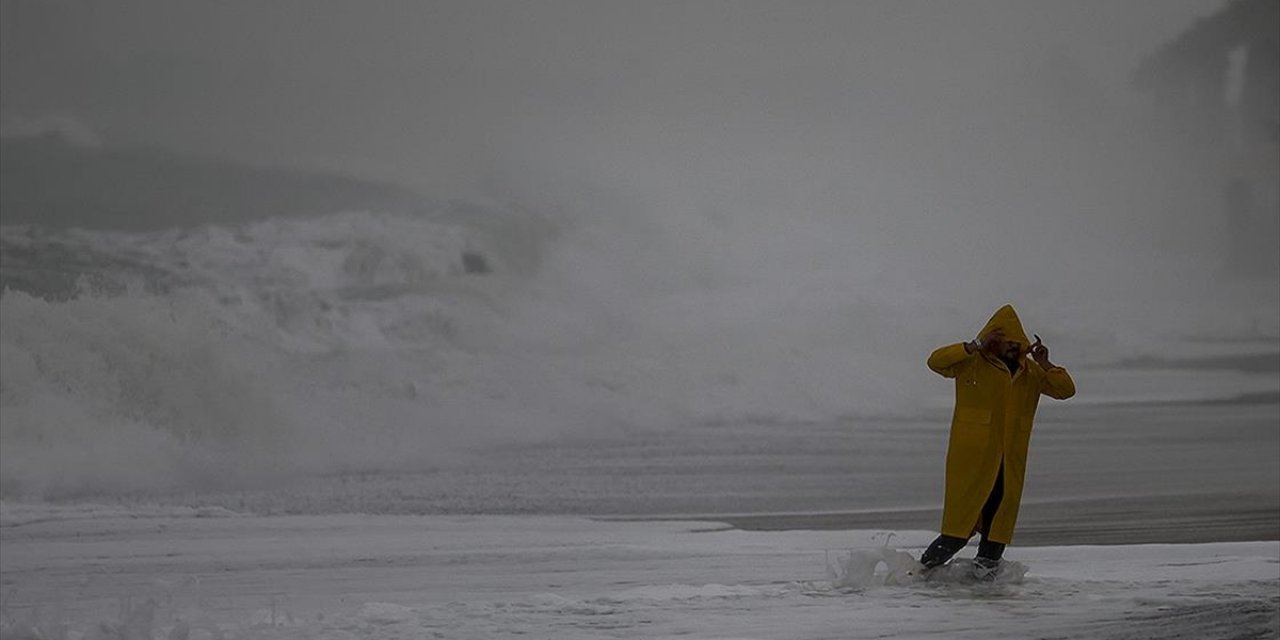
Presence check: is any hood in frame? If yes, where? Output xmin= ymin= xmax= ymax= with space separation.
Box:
xmin=978 ymin=304 xmax=1030 ymax=352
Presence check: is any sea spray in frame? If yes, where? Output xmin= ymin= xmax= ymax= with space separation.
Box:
xmin=828 ymin=546 xmax=924 ymax=588
xmin=0 ymin=206 xmax=926 ymax=499
xmin=3 ymin=200 xmax=1277 ymax=501
xmin=0 ymin=209 xmax=544 ymax=498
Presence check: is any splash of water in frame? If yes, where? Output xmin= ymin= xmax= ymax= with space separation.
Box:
xmin=828 ymin=546 xmax=1028 ymax=588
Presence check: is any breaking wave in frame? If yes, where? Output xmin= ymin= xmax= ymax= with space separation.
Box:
xmin=0 ymin=197 xmax=952 ymax=499
xmin=0 ymin=207 xmax=565 ymax=498
xmin=2 ymin=195 xmax=1277 ymax=501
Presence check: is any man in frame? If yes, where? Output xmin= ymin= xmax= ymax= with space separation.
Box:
xmin=919 ymin=304 xmax=1076 ymax=578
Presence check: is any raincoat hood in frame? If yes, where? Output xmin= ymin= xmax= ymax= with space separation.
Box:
xmin=978 ymin=305 xmax=1030 ymax=353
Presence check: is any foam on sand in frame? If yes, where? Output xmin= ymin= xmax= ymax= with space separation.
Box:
xmin=1 ymin=512 xmax=1275 ymax=640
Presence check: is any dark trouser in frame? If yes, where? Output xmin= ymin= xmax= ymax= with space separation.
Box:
xmin=921 ymin=465 xmax=1007 ymax=568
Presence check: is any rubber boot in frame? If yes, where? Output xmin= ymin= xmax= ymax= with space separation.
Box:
xmin=972 ymin=539 xmax=1006 ymax=580
xmin=919 ymin=535 xmax=968 ymax=569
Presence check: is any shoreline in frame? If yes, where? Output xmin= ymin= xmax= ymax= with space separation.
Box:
xmin=608 ymin=491 xmax=1280 ymax=547
xmin=2 ymin=510 xmax=1277 ymax=640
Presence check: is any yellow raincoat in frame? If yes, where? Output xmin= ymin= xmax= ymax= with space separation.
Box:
xmin=927 ymin=305 xmax=1076 ymax=544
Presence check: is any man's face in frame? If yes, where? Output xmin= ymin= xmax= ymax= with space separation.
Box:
xmin=999 ymin=340 xmax=1021 ymax=361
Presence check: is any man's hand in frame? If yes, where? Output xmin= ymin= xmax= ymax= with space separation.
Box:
xmin=1030 ymin=334 xmax=1054 ymax=369
xmin=972 ymin=328 xmax=1004 ymax=355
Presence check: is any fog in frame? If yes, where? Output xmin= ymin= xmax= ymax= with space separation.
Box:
xmin=3 ymin=0 xmax=1277 ymax=496
xmin=0 ymin=0 xmax=1223 ymax=189
xmin=0 ymin=2 xmax=1244 ymax=267
xmin=2 ymin=0 xmax=1247 ymax=296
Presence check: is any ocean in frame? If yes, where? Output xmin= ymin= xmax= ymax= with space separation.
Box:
xmin=1 ymin=203 xmax=1278 ymax=639
xmin=2 ymin=203 xmax=1277 ymax=508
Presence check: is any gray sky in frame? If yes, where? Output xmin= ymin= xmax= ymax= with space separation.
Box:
xmin=1 ymin=0 xmax=1222 ymax=197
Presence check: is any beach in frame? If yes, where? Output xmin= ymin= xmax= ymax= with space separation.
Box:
xmin=110 ymin=373 xmax=1275 ymax=549
xmin=4 ymin=362 xmax=1278 ymax=638
xmin=3 ymin=510 xmax=1277 ymax=640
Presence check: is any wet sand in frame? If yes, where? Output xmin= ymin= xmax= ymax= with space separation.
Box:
xmin=619 ymin=372 xmax=1280 ymax=547
xmin=715 ymin=354 xmax=1280 ymax=545
xmin=690 ymin=491 xmax=1280 ymax=546
xmin=56 ymin=354 xmax=1279 ymax=550
xmin=141 ymin=393 xmax=1279 ymax=550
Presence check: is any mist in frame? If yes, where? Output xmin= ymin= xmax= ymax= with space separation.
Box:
xmin=3 ymin=0 xmax=1277 ymax=497
xmin=0 ymin=0 xmax=1246 ymax=272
